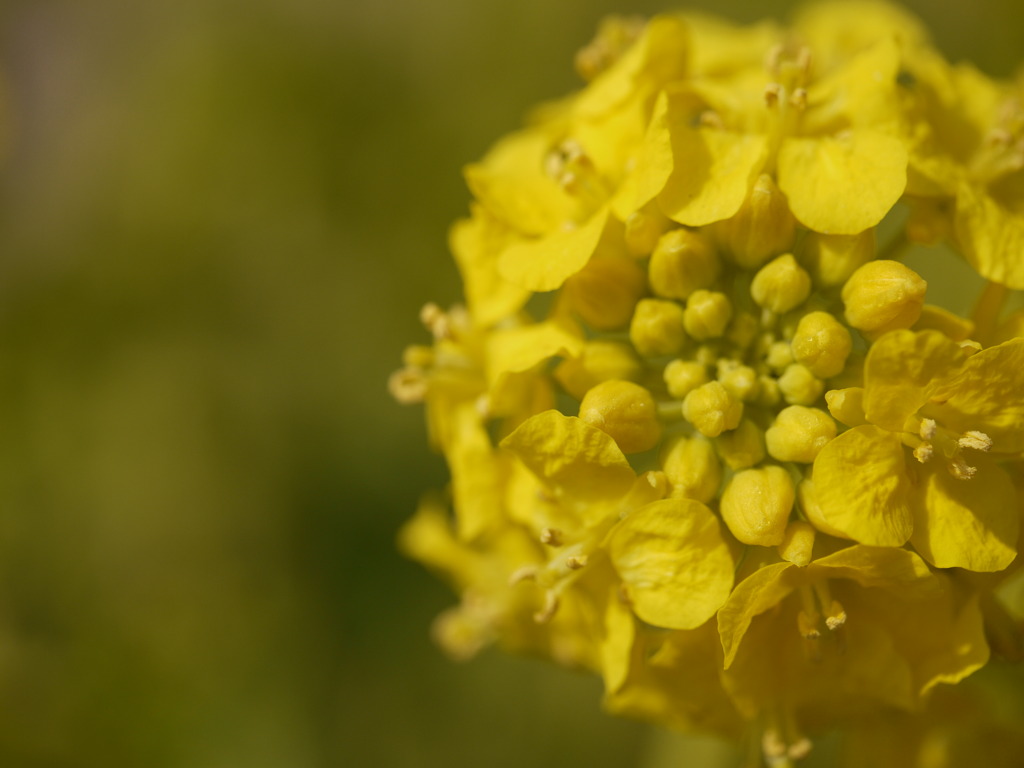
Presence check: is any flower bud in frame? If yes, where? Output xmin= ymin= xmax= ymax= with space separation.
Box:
xmin=564 ymin=256 xmax=647 ymax=331
xmin=720 ymin=465 xmax=794 ymax=546
xmin=629 ymin=298 xmax=687 ymax=357
xmin=554 ymin=340 xmax=642 ymax=399
xmin=660 ymin=435 xmax=721 ymax=504
xmin=624 ymin=208 xmax=673 ymax=257
xmin=778 ymin=363 xmax=824 ymax=405
xmin=714 ymin=174 xmax=796 ymax=269
xmin=663 ymin=359 xmax=709 ymax=399
xmin=765 ymin=405 xmax=836 ymax=463
xmin=717 ymin=362 xmax=759 ymax=401
xmin=802 ymin=230 xmax=874 ymax=287
xmin=777 ymin=521 xmax=816 ymax=567
xmin=715 ymin=418 xmax=766 ymax=470
xmin=579 ymin=380 xmax=662 ymax=454
xmin=648 ymin=227 xmax=720 ymax=300
xmin=790 ymin=311 xmax=852 ymax=378
xmin=841 ymin=260 xmax=927 ymax=337
xmin=765 ymin=340 xmax=794 ymax=372
xmin=751 ymin=254 xmax=812 ymax=314
xmin=682 ymin=381 xmax=743 ymax=437
xmin=824 ymin=387 xmax=867 ymax=427
xmin=684 ymin=290 xmax=733 ymax=340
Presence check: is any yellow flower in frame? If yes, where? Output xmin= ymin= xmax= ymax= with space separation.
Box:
xmin=810 ymin=330 xmax=1023 ymax=570
xmin=392 ymin=5 xmax=1024 ymax=763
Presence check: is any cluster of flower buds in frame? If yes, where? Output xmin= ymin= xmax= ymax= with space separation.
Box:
xmin=391 ymin=3 xmax=1024 ymax=764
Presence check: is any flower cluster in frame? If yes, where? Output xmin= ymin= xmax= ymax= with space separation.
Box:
xmin=391 ymin=2 xmax=1024 ymax=763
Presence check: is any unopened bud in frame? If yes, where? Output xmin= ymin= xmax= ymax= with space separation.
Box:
xmin=751 ymin=254 xmax=812 ymax=314
xmin=660 ymin=436 xmax=722 ymax=504
xmin=684 ymin=290 xmax=733 ymax=340
xmin=802 ymin=230 xmax=874 ymax=287
xmin=720 ymin=465 xmax=795 ymax=546
xmin=778 ymin=520 xmax=816 ymax=567
xmin=663 ymin=359 xmax=709 ymax=399
xmin=648 ymin=227 xmax=720 ymax=299
xmin=624 ymin=208 xmax=673 ymax=257
xmin=714 ymin=174 xmax=796 ymax=269
xmin=554 ymin=340 xmax=643 ymax=400
xmin=790 ymin=311 xmax=852 ymax=378
xmin=682 ymin=381 xmax=744 ymax=437
xmin=824 ymin=387 xmax=867 ymax=427
xmin=564 ymin=256 xmax=646 ymax=331
xmin=718 ymin=363 xmax=760 ymax=401
xmin=778 ymin=363 xmax=824 ymax=405
xmin=842 ymin=260 xmax=927 ymax=338
xmin=715 ymin=418 xmax=766 ymax=470
xmin=766 ymin=405 xmax=836 ymax=463
xmin=579 ymin=380 xmax=662 ymax=454
xmin=630 ymin=298 xmax=687 ymax=357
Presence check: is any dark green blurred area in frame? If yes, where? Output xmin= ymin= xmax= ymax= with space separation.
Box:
xmin=0 ymin=1 xmax=1017 ymax=766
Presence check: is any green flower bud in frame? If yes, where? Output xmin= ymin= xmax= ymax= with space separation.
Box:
xmin=751 ymin=253 xmax=812 ymax=314
xmin=684 ymin=290 xmax=733 ymax=340
xmin=720 ymin=465 xmax=794 ymax=546
xmin=790 ymin=311 xmax=853 ymax=379
xmin=682 ymin=380 xmax=743 ymax=437
xmin=765 ymin=405 xmax=837 ymax=463
xmin=648 ymin=227 xmax=720 ymax=300
xmin=841 ymin=260 xmax=927 ymax=337
xmin=629 ymin=298 xmax=687 ymax=357
xmin=579 ymin=380 xmax=662 ymax=454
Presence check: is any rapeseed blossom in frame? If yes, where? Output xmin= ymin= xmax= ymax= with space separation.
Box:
xmin=391 ymin=3 xmax=1024 ymax=764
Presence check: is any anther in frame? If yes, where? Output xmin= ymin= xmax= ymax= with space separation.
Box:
xmin=949 ymin=456 xmax=978 ymax=480
xmin=566 ymin=555 xmax=589 ymax=570
xmin=388 ymin=368 xmax=428 ymax=404
xmin=824 ymin=600 xmax=847 ymax=631
xmin=420 ymin=302 xmax=451 ymax=339
xmin=540 ymin=528 xmax=563 ymax=547
xmin=789 ymin=88 xmax=807 ymax=110
xmin=919 ymin=418 xmax=937 ymax=441
xmin=534 ymin=590 xmax=560 ymax=623
xmin=913 ymin=443 xmax=934 ymax=463
xmin=764 ymin=83 xmax=782 ymax=108
xmin=509 ymin=566 xmax=539 ymax=585
xmin=959 ymin=430 xmax=993 ymax=452
xmin=699 ymin=110 xmax=724 ymax=129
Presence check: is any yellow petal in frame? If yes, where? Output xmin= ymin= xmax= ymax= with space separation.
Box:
xmin=811 ymin=545 xmax=939 ymax=598
xmin=500 ymin=410 xmax=635 ymax=501
xmin=450 ymin=206 xmax=530 ymax=327
xmin=608 ymin=498 xmax=734 ymax=630
xmin=777 ymin=130 xmax=907 ymax=234
xmin=809 ymin=425 xmax=913 ymax=546
xmin=954 ymin=183 xmax=1024 ymax=289
xmin=498 ymin=207 xmax=611 ymax=291
xmin=618 ymin=90 xmax=673 ymax=216
xmin=447 ymin=404 xmax=501 ymax=541
xmin=464 ymin=126 xmax=575 ymax=235
xmin=863 ymin=329 xmax=967 ymax=433
xmin=910 ymin=460 xmax=1018 ymax=572
xmin=717 ymin=561 xmax=797 ymax=668
xmin=929 ymin=338 xmax=1024 ymax=453
xmin=658 ymin=93 xmax=768 ymax=227
xmin=486 ymin=320 xmax=584 ymax=387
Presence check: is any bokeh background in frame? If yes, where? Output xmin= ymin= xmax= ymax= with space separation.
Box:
xmin=0 ymin=1 xmax=1019 ymax=766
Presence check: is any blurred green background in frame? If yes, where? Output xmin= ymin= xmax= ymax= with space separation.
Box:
xmin=0 ymin=1 xmax=1018 ymax=766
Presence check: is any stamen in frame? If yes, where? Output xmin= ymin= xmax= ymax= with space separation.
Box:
xmin=388 ymin=367 xmax=428 ymax=404
xmin=509 ymin=565 xmax=539 ymax=585
xmin=919 ymin=418 xmax=937 ymax=441
xmin=958 ymin=430 xmax=993 ymax=452
xmin=699 ymin=110 xmax=724 ymax=129
xmin=540 ymin=528 xmax=563 ymax=547
xmin=948 ymin=455 xmax=978 ymax=480
xmin=913 ymin=442 xmax=934 ymax=463
xmin=765 ymin=83 xmax=782 ymax=108
xmin=534 ymin=590 xmax=560 ymax=623
xmin=789 ymin=88 xmax=807 ymax=110
xmin=566 ymin=555 xmax=589 ymax=570
xmin=824 ymin=600 xmax=846 ymax=631
xmin=420 ymin=302 xmax=451 ymax=339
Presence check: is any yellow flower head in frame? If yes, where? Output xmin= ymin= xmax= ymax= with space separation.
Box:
xmin=392 ymin=3 xmax=1024 ymax=764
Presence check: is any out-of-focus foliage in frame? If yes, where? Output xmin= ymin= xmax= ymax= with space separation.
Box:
xmin=0 ymin=0 xmax=1019 ymax=766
